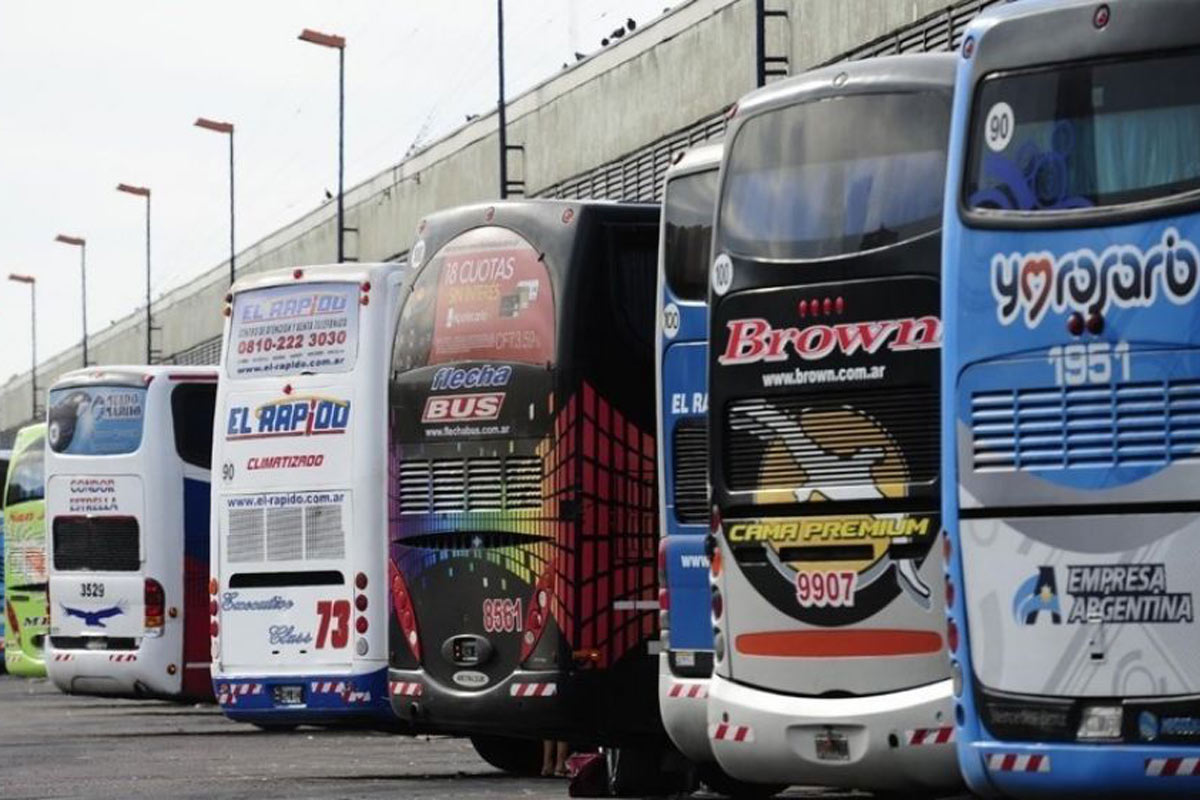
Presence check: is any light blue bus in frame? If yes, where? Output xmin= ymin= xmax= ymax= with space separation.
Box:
xmin=942 ymin=0 xmax=1200 ymax=794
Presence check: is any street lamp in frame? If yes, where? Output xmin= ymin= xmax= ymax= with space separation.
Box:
xmin=54 ymin=234 xmax=88 ymax=367
xmin=7 ymin=273 xmax=37 ymax=419
xmin=116 ymin=182 xmax=153 ymax=364
xmin=298 ymin=27 xmax=346 ymax=263
xmin=194 ymin=117 xmax=236 ymax=287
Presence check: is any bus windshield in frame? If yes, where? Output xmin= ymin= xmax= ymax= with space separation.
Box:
xmin=392 ymin=226 xmax=555 ymax=372
xmin=4 ymin=436 xmax=44 ymax=507
xmin=720 ymin=91 xmax=949 ymax=260
xmin=966 ymin=49 xmax=1200 ymax=213
xmin=47 ymin=386 xmax=146 ymax=455
xmin=227 ymin=282 xmax=360 ymax=378
xmin=664 ymin=169 xmax=719 ymax=301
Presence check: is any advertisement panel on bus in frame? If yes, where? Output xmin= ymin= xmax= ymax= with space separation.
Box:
xmin=4 ymin=424 xmax=48 ymax=676
xmin=942 ymin=1 xmax=1200 ymax=795
xmin=706 ymin=55 xmax=962 ymax=794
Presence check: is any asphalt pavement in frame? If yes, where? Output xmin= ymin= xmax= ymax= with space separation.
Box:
xmin=0 ymin=675 xmax=973 ymax=799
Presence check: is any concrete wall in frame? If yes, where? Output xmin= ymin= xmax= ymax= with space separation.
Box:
xmin=0 ymin=0 xmax=966 ymax=438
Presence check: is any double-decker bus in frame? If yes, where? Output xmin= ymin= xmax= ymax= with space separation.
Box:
xmin=210 ymin=262 xmax=409 ymax=727
xmin=45 ymin=367 xmax=216 ymax=698
xmin=387 ymin=200 xmax=666 ymax=782
xmin=654 ymin=143 xmax=730 ymax=782
xmin=943 ymin=1 xmax=1200 ymax=794
xmin=706 ymin=54 xmax=962 ymax=794
xmin=4 ymin=423 xmax=48 ymax=676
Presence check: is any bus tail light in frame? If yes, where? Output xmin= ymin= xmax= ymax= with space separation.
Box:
xmin=947 ymin=618 xmax=959 ymax=653
xmin=144 ymin=579 xmax=165 ymax=637
xmin=209 ymin=599 xmax=219 ymax=616
xmin=355 ymin=594 xmax=368 ymax=612
xmin=210 ymin=619 xmax=219 ymax=639
xmin=711 ymin=587 xmax=724 ymax=621
xmin=390 ymin=560 xmax=421 ymax=661
xmin=945 ymin=576 xmax=955 ymax=608
xmin=710 ymin=504 xmax=722 ymax=537
xmin=208 ymin=577 xmax=218 ymax=595
xmin=355 ymin=572 xmax=368 ymax=590
xmin=355 ymin=616 xmax=368 ymax=635
xmin=657 ymin=540 xmax=668 ymax=584
xmin=520 ymin=572 xmax=557 ymax=664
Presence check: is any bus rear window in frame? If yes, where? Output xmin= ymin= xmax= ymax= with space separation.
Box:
xmin=393 ymin=226 xmax=555 ymax=372
xmin=720 ymin=91 xmax=949 ymax=260
xmin=53 ymin=516 xmax=139 ymax=572
xmin=227 ymin=282 xmax=359 ymax=378
xmin=47 ymin=386 xmax=146 ymax=455
xmin=965 ymin=50 xmax=1200 ymax=214
xmin=4 ymin=435 xmax=44 ymax=506
xmin=664 ymin=168 xmax=719 ymax=301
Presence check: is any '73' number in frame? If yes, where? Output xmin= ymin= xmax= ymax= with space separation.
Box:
xmin=316 ymin=599 xmax=350 ymax=649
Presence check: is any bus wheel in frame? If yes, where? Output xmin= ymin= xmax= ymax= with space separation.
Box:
xmin=469 ymin=735 xmax=542 ymax=776
xmin=251 ymin=723 xmax=298 ymax=733
xmin=696 ymin=763 xmax=786 ymax=799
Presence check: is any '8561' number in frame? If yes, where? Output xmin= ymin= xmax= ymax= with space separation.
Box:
xmin=482 ymin=598 xmax=523 ymax=633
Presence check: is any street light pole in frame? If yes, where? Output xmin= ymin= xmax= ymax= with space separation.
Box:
xmin=194 ymin=117 xmax=236 ymax=286
xmin=8 ymin=274 xmax=37 ymax=419
xmin=497 ymin=0 xmax=508 ymax=200
xmin=55 ymin=234 xmax=87 ymax=367
xmin=298 ymin=28 xmax=346 ymax=263
xmin=117 ymin=183 xmax=153 ymax=364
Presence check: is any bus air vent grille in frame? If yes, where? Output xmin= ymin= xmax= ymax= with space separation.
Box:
xmin=397 ymin=456 xmax=543 ymax=513
xmin=672 ymin=418 xmax=709 ymax=523
xmin=226 ymin=503 xmax=345 ymax=563
xmin=970 ymin=380 xmax=1200 ymax=471
xmin=723 ymin=388 xmax=938 ymax=492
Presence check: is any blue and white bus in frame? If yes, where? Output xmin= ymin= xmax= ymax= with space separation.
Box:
xmin=654 ymin=143 xmax=728 ymax=782
xmin=210 ymin=262 xmax=409 ymax=728
xmin=943 ymin=0 xmax=1200 ymax=794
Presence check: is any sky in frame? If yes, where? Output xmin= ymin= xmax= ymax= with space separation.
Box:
xmin=0 ymin=0 xmax=671 ymax=382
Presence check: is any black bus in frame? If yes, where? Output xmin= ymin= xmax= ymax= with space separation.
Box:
xmin=387 ymin=200 xmax=668 ymax=781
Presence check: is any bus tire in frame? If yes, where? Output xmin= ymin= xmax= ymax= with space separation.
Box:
xmin=696 ymin=763 xmax=786 ymax=799
xmin=469 ymin=735 xmax=542 ymax=776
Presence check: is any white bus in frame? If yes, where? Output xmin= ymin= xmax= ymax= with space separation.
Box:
xmin=45 ymin=366 xmax=217 ymax=698
xmin=210 ymin=262 xmax=408 ymax=727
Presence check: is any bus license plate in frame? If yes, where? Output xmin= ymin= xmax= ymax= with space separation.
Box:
xmin=273 ymin=685 xmax=304 ymax=706
xmin=815 ymin=731 xmax=849 ymax=761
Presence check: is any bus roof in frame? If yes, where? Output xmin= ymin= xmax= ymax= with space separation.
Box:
xmin=414 ymin=199 xmax=656 ymax=243
xmin=51 ymin=365 xmax=217 ymax=390
xmin=230 ymin=261 xmax=407 ymax=296
xmin=667 ymin=140 xmax=722 ymax=179
xmin=966 ymin=0 xmax=1200 ymax=76
xmin=731 ymin=52 xmax=956 ymax=123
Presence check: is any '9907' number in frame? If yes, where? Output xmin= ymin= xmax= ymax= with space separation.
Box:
xmin=796 ymin=571 xmax=856 ymax=608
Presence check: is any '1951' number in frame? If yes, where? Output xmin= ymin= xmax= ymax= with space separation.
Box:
xmin=1048 ymin=341 xmax=1130 ymax=386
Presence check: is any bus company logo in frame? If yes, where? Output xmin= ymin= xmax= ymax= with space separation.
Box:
xmin=268 ymin=624 xmax=313 ymax=646
xmin=239 ymin=292 xmax=347 ymax=322
xmin=221 ymin=592 xmax=295 ymax=612
xmin=718 ymin=316 xmax=941 ymax=366
xmin=1013 ymin=564 xmax=1194 ymax=626
xmin=61 ymin=603 xmax=124 ymax=628
xmin=226 ymin=396 xmax=351 ymax=440
xmin=991 ymin=228 xmax=1200 ymax=328
xmin=429 ymin=364 xmax=512 ymax=391
xmin=422 ymin=392 xmax=505 ymax=423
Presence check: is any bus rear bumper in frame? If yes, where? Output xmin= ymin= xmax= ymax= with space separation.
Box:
xmin=658 ymin=653 xmax=715 ymax=765
xmin=213 ymin=666 xmax=394 ymax=726
xmin=959 ymin=737 xmax=1200 ymax=798
xmin=45 ymin=648 xmax=181 ymax=698
xmin=388 ymin=667 xmax=578 ymax=741
xmin=707 ymin=672 xmax=962 ymax=792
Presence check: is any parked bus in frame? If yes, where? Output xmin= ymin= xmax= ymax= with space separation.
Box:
xmin=706 ymin=54 xmax=960 ymax=794
xmin=44 ymin=367 xmax=216 ymax=698
xmin=943 ymin=1 xmax=1200 ymax=794
xmin=387 ymin=200 xmax=667 ymax=783
xmin=0 ymin=445 xmax=9 ymax=666
xmin=654 ymin=143 xmax=732 ymax=784
xmin=4 ymin=424 xmax=48 ymax=676
xmin=210 ymin=262 xmax=409 ymax=727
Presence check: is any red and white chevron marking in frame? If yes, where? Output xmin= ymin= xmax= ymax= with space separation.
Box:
xmin=667 ymin=683 xmax=708 ymax=700
xmin=709 ymin=722 xmax=754 ymax=743
xmin=390 ymin=681 xmax=423 ymax=697
xmin=216 ymin=682 xmax=263 ymax=706
xmin=906 ymin=726 xmax=954 ymax=746
xmin=107 ymin=653 xmax=138 ymax=663
xmin=341 ymin=690 xmax=372 ymax=704
xmin=986 ymin=753 xmax=1050 ymax=773
xmin=510 ymin=682 xmax=557 ymax=698
xmin=52 ymin=653 xmax=74 ymax=662
xmin=309 ymin=681 xmax=349 ymax=694
xmin=1146 ymin=757 xmax=1200 ymax=777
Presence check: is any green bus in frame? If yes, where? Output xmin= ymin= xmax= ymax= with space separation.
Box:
xmin=4 ymin=423 xmax=48 ymax=676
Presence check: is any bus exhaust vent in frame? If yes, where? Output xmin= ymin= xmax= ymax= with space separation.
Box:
xmin=672 ymin=418 xmax=709 ymax=523
xmin=971 ymin=380 xmax=1200 ymax=472
xmin=397 ymin=456 xmax=543 ymax=513
xmin=226 ymin=503 xmax=345 ymax=563
xmin=723 ymin=388 xmax=938 ymax=492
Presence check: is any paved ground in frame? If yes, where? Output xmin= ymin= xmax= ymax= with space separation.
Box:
xmin=0 ymin=675 xmax=973 ymax=799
